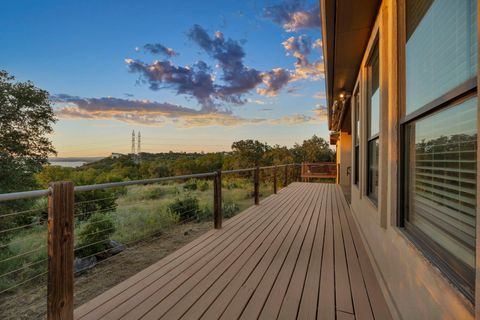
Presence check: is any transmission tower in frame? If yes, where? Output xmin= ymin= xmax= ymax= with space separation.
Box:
xmin=137 ymin=131 xmax=141 ymax=155
xmin=131 ymin=130 xmax=136 ymax=155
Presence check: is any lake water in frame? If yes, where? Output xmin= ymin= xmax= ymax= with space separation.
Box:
xmin=49 ymin=161 xmax=87 ymax=168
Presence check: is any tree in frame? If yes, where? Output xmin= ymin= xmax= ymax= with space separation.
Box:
xmin=231 ymin=140 xmax=270 ymax=167
xmin=0 ymin=70 xmax=56 ymax=193
xmin=292 ymin=135 xmax=335 ymax=163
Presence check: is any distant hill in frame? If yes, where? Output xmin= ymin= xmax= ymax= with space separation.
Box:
xmin=49 ymin=157 xmax=105 ymax=163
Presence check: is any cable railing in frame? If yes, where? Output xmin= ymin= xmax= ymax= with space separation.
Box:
xmin=0 ymin=163 xmax=301 ymax=320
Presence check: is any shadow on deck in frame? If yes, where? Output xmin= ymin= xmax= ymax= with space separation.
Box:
xmin=74 ymin=183 xmax=392 ymax=320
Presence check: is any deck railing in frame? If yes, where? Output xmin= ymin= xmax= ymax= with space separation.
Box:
xmin=0 ymin=163 xmax=301 ymax=320
xmin=300 ymin=162 xmax=337 ymax=182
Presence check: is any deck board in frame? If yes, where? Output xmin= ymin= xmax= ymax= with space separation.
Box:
xmin=75 ymin=183 xmax=392 ymax=320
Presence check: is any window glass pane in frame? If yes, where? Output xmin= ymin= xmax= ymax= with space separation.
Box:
xmin=354 ymin=90 xmax=360 ymax=186
xmin=405 ymin=97 xmax=477 ymax=268
xmin=406 ymin=0 xmax=477 ymax=114
xmin=370 ymin=90 xmax=380 ymax=136
xmin=369 ymin=47 xmax=380 ymax=137
xmin=355 ymin=92 xmax=360 ymax=145
xmin=368 ymin=138 xmax=379 ymax=202
xmin=354 ymin=145 xmax=359 ymax=185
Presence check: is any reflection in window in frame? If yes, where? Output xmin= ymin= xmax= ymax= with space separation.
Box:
xmin=405 ymin=97 xmax=477 ymax=269
xmin=368 ymin=139 xmax=379 ymax=202
xmin=369 ymin=48 xmax=380 ymax=137
xmin=354 ymin=90 xmax=360 ymax=186
xmin=367 ymin=43 xmax=380 ymax=202
xmin=406 ymin=0 xmax=477 ymax=114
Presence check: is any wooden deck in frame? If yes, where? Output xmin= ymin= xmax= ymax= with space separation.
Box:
xmin=74 ymin=183 xmax=392 ymax=320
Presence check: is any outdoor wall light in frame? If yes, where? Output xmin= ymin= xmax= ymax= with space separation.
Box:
xmin=339 ymin=91 xmax=351 ymax=101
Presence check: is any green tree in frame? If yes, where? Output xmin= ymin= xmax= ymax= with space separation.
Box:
xmin=0 ymin=70 xmax=57 ymax=193
xmin=231 ymin=140 xmax=270 ymax=167
xmin=291 ymin=135 xmax=335 ymax=163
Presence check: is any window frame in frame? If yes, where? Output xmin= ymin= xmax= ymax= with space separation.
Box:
xmin=398 ymin=0 xmax=478 ymax=303
xmin=353 ymin=84 xmax=360 ymax=187
xmin=366 ymin=40 xmax=380 ymax=204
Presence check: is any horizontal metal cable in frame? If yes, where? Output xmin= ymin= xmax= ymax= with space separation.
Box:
xmin=0 ymin=270 xmax=48 ymax=295
xmin=74 ymin=206 xmax=118 ymax=220
xmin=0 ymin=246 xmax=46 ymax=264
xmin=0 ymin=258 xmax=48 ymax=279
xmin=74 ymin=196 xmax=118 ymax=206
xmin=0 ymin=220 xmax=46 ymax=235
xmin=74 ymin=172 xmax=217 ymax=192
xmin=0 ymin=207 xmax=47 ymax=219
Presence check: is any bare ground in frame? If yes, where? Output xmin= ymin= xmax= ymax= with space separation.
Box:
xmin=0 ymin=221 xmax=212 ymax=320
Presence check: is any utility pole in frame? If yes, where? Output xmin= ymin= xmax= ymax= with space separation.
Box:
xmin=137 ymin=131 xmax=141 ymax=163
xmin=137 ymin=132 xmax=141 ymax=155
xmin=131 ymin=130 xmax=136 ymax=156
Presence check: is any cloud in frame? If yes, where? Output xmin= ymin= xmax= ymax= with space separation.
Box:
xmin=247 ymin=99 xmax=268 ymax=105
xmin=52 ymin=95 xmax=265 ymax=128
xmin=141 ymin=43 xmax=178 ymax=57
xmin=126 ymin=25 xmax=275 ymax=109
xmin=264 ymin=0 xmax=321 ymax=32
xmin=269 ymin=114 xmax=317 ymax=125
xmin=313 ymin=39 xmax=323 ymax=48
xmin=312 ymin=104 xmax=328 ymax=120
xmin=52 ymin=94 xmax=324 ymax=128
xmin=125 ymin=58 xmax=217 ymax=110
xmin=125 ymin=24 xmax=328 ymax=107
xmin=283 ymin=35 xmax=324 ymax=81
xmin=313 ymin=91 xmax=326 ymax=99
xmin=257 ymin=68 xmax=292 ymax=97
xmin=268 ymin=107 xmax=328 ymax=125
xmin=187 ymin=25 xmax=263 ymax=103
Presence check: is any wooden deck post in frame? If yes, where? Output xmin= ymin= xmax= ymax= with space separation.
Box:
xmin=283 ymin=164 xmax=288 ymax=187
xmin=273 ymin=166 xmax=278 ymax=194
xmin=213 ymin=170 xmax=222 ymax=229
xmin=254 ymin=166 xmax=260 ymax=205
xmin=48 ymin=181 xmax=74 ymax=320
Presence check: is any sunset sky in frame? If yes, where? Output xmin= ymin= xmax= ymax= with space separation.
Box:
xmin=0 ymin=0 xmax=328 ymax=157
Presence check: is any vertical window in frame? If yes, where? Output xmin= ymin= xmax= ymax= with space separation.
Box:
xmin=367 ymin=43 xmax=380 ymax=203
xmin=403 ymin=0 xmax=477 ymax=301
xmin=406 ymin=0 xmax=477 ymax=114
xmin=354 ymin=89 xmax=360 ymax=186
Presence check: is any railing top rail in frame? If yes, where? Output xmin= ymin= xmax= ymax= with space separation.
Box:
xmin=222 ymin=168 xmax=255 ymax=174
xmin=0 ymin=163 xmax=300 ymax=202
xmin=302 ymin=162 xmax=336 ymax=165
xmin=74 ymin=172 xmax=217 ymax=192
xmin=0 ymin=189 xmax=50 ymax=202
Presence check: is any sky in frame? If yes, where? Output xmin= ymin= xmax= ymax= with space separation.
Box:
xmin=0 ymin=0 xmax=328 ymax=157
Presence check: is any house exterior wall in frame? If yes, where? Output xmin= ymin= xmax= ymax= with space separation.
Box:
xmin=336 ymin=132 xmax=352 ymax=196
xmin=338 ymin=0 xmax=478 ymax=319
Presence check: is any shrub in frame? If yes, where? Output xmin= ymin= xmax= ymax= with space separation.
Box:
xmin=167 ymin=195 xmax=200 ymax=222
xmin=76 ymin=212 xmax=116 ymax=258
xmin=183 ymin=179 xmax=198 ymax=191
xmin=196 ymin=206 xmax=212 ymax=222
xmin=223 ymin=201 xmax=240 ymax=218
xmin=144 ymin=186 xmax=166 ymax=200
xmin=199 ymin=181 xmax=209 ymax=192
xmin=74 ymin=190 xmax=118 ymax=221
